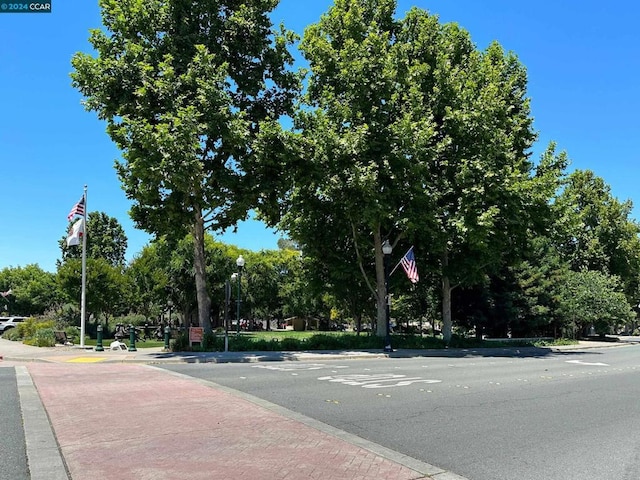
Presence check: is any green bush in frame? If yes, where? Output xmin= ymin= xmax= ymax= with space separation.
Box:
xmin=201 ymin=332 xmax=223 ymax=351
xmin=279 ymin=337 xmax=302 ymax=351
xmin=7 ymin=319 xmax=56 ymax=346
xmin=2 ymin=328 xmax=22 ymax=341
xmin=165 ymin=330 xmax=576 ymax=353
xmin=32 ymin=328 xmax=56 ymax=347
xmin=171 ymin=332 xmax=189 ymax=351
xmin=228 ymin=335 xmax=258 ymax=352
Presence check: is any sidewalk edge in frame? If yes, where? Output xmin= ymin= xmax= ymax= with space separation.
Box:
xmin=16 ymin=366 xmax=70 ymax=480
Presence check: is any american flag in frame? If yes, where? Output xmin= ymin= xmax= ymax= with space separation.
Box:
xmin=400 ymin=247 xmax=419 ymax=284
xmin=67 ymin=197 xmax=85 ymax=221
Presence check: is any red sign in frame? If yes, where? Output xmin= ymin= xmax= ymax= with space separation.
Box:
xmin=189 ymin=327 xmax=204 ymax=345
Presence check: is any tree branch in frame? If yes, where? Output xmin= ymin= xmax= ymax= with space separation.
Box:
xmin=351 ymin=220 xmax=377 ymax=297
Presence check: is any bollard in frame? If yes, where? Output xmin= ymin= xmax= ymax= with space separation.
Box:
xmin=95 ymin=324 xmax=104 ymax=352
xmin=164 ymin=325 xmax=171 ymax=351
xmin=128 ymin=324 xmax=137 ymax=352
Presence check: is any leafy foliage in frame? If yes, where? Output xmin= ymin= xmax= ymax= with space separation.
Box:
xmin=558 ymin=270 xmax=634 ymax=337
xmin=0 ymin=265 xmax=59 ymax=316
xmin=277 ymin=1 xmax=562 ymax=342
xmin=71 ymin=0 xmax=302 ymax=333
xmin=60 ymin=212 xmax=128 ymax=268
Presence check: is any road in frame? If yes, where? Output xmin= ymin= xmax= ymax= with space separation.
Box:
xmin=161 ymin=344 xmax=640 ymax=480
xmin=0 ymin=367 xmax=29 ymax=480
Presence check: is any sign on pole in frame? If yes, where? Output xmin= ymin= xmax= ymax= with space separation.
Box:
xmin=189 ymin=327 xmax=204 ymax=347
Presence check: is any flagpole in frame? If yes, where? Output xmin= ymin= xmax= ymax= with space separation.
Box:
xmin=390 ymin=247 xmax=412 ymax=277
xmin=80 ymin=185 xmax=88 ymax=348
xmin=390 ymin=246 xmax=416 ymax=278
xmin=389 ymin=258 xmax=402 ymax=277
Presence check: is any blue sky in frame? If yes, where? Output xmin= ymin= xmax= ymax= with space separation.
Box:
xmin=1 ymin=0 xmax=638 ymax=273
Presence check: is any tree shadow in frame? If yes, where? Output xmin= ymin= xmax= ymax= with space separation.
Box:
xmin=144 ymin=345 xmax=614 ymax=363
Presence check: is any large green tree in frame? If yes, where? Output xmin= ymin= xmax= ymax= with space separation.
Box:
xmin=558 ymin=270 xmax=634 ymax=337
xmin=60 ymin=211 xmax=128 ymax=268
xmin=71 ymin=0 xmax=300 ymax=333
xmin=0 ymin=265 xmax=59 ymax=316
xmin=57 ymin=258 xmax=129 ymax=325
xmin=280 ymin=0 xmax=560 ymax=341
xmin=552 ymin=169 xmax=640 ymax=301
xmin=126 ymin=243 xmax=170 ymax=321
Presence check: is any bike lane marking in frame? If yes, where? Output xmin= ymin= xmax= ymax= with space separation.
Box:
xmin=318 ymin=373 xmax=442 ymax=389
xmin=566 ymin=360 xmax=610 ymax=367
xmin=253 ymin=363 xmax=349 ymax=371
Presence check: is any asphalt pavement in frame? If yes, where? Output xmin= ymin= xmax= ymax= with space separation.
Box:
xmin=0 ymin=336 xmax=633 ymax=480
xmin=0 ymin=368 xmax=29 ymax=480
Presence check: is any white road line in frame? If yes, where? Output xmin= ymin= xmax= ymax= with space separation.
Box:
xmin=566 ymin=360 xmax=610 ymax=366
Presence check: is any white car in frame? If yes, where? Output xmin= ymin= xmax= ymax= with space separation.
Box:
xmin=0 ymin=317 xmax=26 ymax=333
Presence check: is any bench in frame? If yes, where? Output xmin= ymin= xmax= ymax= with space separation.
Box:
xmin=54 ymin=331 xmax=73 ymax=346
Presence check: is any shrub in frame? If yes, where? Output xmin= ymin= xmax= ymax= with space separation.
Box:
xmin=6 ymin=318 xmax=56 ymax=346
xmin=228 ymin=335 xmax=258 ymax=352
xmin=279 ymin=337 xmax=302 ymax=351
xmin=14 ymin=318 xmax=54 ymax=341
xmin=201 ymin=332 xmax=223 ymax=351
xmin=2 ymin=328 xmax=22 ymax=341
xmin=33 ymin=328 xmax=56 ymax=347
xmin=171 ymin=332 xmax=190 ymax=352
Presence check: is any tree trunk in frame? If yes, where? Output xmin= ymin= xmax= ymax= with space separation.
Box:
xmin=441 ymin=250 xmax=453 ymax=343
xmin=374 ymin=229 xmax=387 ymax=337
xmin=193 ymin=210 xmax=212 ymax=333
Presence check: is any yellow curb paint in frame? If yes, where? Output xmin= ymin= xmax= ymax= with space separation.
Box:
xmin=66 ymin=357 xmax=108 ymax=363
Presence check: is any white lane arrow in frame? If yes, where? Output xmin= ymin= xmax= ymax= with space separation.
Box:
xmin=566 ymin=360 xmax=610 ymax=366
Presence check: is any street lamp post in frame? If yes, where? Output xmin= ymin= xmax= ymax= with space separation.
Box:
xmin=235 ymin=255 xmax=245 ymax=335
xmin=382 ymin=240 xmax=393 ymax=353
xmin=224 ymin=279 xmax=231 ymax=352
xmin=231 ymin=273 xmax=238 ymax=334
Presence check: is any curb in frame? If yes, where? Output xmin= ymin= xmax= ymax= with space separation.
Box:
xmin=16 ymin=366 xmax=69 ymax=480
xmin=155 ymin=365 xmax=471 ymax=480
xmin=2 ymin=340 xmax=636 ymax=365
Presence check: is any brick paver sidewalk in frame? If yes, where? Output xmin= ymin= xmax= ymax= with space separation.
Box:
xmin=28 ymin=364 xmax=433 ymax=480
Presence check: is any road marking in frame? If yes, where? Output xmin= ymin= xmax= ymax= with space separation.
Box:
xmin=566 ymin=360 xmax=610 ymax=366
xmin=318 ymin=373 xmax=442 ymax=389
xmin=66 ymin=357 xmax=107 ymax=363
xmin=253 ymin=363 xmax=348 ymax=371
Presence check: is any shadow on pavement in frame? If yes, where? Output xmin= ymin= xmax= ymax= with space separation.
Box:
xmin=141 ymin=344 xmax=620 ymax=363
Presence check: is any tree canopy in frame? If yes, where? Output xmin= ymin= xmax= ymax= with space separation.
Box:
xmin=71 ymin=0 xmax=301 ymax=332
xmin=276 ymin=0 xmax=564 ymax=341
